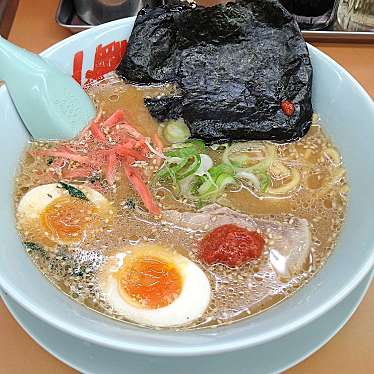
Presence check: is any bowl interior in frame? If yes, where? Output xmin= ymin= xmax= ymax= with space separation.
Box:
xmin=0 ymin=18 xmax=373 ymax=356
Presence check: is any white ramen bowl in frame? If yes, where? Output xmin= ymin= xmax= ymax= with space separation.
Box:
xmin=0 ymin=17 xmax=373 ymax=356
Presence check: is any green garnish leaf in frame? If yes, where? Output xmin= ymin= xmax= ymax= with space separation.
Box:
xmin=58 ymin=182 xmax=88 ymax=201
xmin=47 ymin=157 xmax=54 ymax=166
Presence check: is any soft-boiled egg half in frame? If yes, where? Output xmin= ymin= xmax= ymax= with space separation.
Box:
xmin=99 ymin=244 xmax=211 ymax=327
xmin=17 ymin=183 xmax=113 ymax=248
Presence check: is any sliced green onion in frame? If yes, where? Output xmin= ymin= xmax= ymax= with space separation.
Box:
xmin=199 ymin=173 xmax=236 ymax=201
xmin=189 ymin=139 xmax=206 ymax=153
xmin=195 ymin=154 xmax=214 ymax=176
xmin=166 ymin=139 xmax=205 ymax=152
xmin=245 ymin=158 xmax=272 ymax=174
xmin=267 ymin=169 xmax=300 ymax=195
xmin=216 ymin=173 xmax=236 ymax=190
xmin=176 ymin=154 xmax=201 ymax=180
xmin=179 ymin=174 xmax=199 ymax=198
xmin=223 ymin=142 xmax=263 ymax=166
xmin=198 ymin=176 xmax=216 ymax=196
xmin=163 ymin=119 xmax=191 ymax=144
xmin=155 ymin=164 xmax=176 ymax=183
xmin=169 ymin=168 xmax=178 ymax=191
xmin=210 ymin=143 xmax=228 ymax=151
xmin=259 ymin=173 xmax=271 ymax=192
xmin=199 ymin=188 xmax=219 ymax=201
xmin=229 ymin=153 xmax=252 ymax=167
xmin=172 ymin=157 xmax=189 ymax=173
xmin=235 ymin=170 xmax=261 ymax=190
xmin=209 ymin=163 xmax=234 ymax=179
xmin=155 ymin=139 xmax=253 ymax=204
xmin=223 ymin=142 xmax=276 ymax=169
xmin=166 ymin=145 xmax=197 ymax=159
xmin=165 ymin=156 xmax=182 ymax=165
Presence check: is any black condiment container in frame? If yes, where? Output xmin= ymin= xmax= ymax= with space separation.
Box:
xmin=280 ymin=0 xmax=339 ymax=30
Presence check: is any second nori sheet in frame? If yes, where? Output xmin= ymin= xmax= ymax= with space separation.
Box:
xmin=117 ymin=0 xmax=313 ymax=144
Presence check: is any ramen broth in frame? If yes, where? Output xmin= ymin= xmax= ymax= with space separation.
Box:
xmin=14 ymin=75 xmax=348 ymax=329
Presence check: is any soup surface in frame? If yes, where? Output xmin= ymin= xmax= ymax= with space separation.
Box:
xmin=14 ymin=74 xmax=348 ymax=330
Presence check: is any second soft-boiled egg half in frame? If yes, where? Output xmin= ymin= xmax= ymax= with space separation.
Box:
xmin=99 ymin=244 xmax=211 ymax=327
xmin=16 ymin=183 xmax=113 ymax=248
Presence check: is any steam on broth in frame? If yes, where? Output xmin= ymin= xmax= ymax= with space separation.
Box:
xmin=14 ymin=74 xmax=348 ymax=330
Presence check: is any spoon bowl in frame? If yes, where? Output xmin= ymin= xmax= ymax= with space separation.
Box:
xmin=0 ymin=36 xmax=96 ymax=140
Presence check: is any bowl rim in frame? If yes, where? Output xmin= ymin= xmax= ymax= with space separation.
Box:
xmin=0 ymin=17 xmax=373 ymax=356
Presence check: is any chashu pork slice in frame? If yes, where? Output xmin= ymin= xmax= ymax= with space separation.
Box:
xmin=162 ymin=204 xmax=311 ymax=278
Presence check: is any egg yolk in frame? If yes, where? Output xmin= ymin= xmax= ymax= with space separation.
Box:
xmin=118 ymin=256 xmax=183 ymax=309
xmin=40 ymin=196 xmax=98 ymax=243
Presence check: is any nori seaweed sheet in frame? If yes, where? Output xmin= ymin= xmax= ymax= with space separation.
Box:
xmin=117 ymin=0 xmax=313 ymax=144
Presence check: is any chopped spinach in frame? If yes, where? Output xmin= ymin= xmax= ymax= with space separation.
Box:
xmin=24 ymin=241 xmax=44 ymax=253
xmin=58 ymin=182 xmax=88 ymax=201
xmin=125 ymin=198 xmax=136 ymax=210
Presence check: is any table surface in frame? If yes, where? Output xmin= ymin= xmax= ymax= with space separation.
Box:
xmin=1 ymin=0 xmax=374 ymax=373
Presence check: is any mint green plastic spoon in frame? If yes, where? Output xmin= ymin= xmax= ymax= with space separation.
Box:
xmin=0 ymin=36 xmax=96 ymax=140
